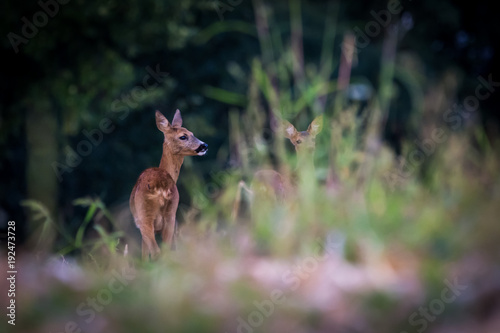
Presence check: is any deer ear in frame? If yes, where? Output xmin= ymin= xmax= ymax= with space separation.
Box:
xmin=307 ymin=115 xmax=323 ymax=137
xmin=172 ymin=109 xmax=183 ymax=127
xmin=155 ymin=111 xmax=171 ymax=132
xmin=284 ymin=120 xmax=298 ymax=139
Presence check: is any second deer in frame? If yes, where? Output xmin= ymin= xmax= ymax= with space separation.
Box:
xmin=130 ymin=110 xmax=208 ymax=260
xmin=232 ymin=115 xmax=323 ymax=219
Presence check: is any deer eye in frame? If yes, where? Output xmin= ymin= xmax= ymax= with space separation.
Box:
xmin=179 ymin=135 xmax=187 ymax=140
xmin=296 ymin=139 xmax=302 ymax=144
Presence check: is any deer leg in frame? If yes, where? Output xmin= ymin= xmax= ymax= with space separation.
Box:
xmin=161 ymin=217 xmax=176 ymax=251
xmin=161 ymin=190 xmax=179 ymax=250
xmin=140 ymin=224 xmax=160 ymax=261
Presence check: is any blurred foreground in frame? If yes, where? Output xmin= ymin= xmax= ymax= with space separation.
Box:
xmin=3 ymin=112 xmax=500 ymax=332
xmin=2 ymin=1 xmax=500 ymax=332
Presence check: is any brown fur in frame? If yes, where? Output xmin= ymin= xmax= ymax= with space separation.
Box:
xmin=232 ymin=115 xmax=323 ymax=220
xmin=283 ymin=115 xmax=323 ymax=153
xmin=130 ymin=110 xmax=207 ymax=260
xmin=256 ymin=115 xmax=324 ymax=200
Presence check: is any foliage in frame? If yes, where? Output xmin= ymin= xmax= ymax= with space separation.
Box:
xmin=1 ymin=0 xmax=500 ymax=332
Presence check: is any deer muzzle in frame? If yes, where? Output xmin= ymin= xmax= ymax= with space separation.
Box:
xmin=195 ymin=142 xmax=208 ymax=155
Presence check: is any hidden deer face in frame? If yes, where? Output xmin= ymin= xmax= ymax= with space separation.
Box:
xmin=155 ymin=110 xmax=208 ymax=156
xmin=284 ymin=115 xmax=323 ymax=153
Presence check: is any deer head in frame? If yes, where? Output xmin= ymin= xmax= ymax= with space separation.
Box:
xmin=284 ymin=115 xmax=323 ymax=153
xmin=155 ymin=110 xmax=208 ymax=156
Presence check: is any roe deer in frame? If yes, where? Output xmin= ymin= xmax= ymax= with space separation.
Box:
xmin=130 ymin=110 xmax=207 ymax=260
xmin=232 ymin=115 xmax=323 ymax=219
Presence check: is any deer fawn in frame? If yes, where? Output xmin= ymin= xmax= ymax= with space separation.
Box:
xmin=232 ymin=115 xmax=323 ymax=219
xmin=130 ymin=110 xmax=208 ymax=260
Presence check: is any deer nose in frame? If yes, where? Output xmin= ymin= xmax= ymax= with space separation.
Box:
xmin=195 ymin=143 xmax=208 ymax=154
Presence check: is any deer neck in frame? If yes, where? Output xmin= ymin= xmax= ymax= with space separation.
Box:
xmin=294 ymin=151 xmax=316 ymax=183
xmin=159 ymin=142 xmax=185 ymax=183
xmin=297 ymin=151 xmax=315 ymax=171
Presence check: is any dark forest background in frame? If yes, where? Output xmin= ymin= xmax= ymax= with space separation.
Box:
xmin=2 ymin=1 xmax=500 ymax=333
xmin=1 ymin=0 xmax=498 ymax=244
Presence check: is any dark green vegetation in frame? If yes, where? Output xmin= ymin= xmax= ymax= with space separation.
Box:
xmin=1 ymin=1 xmax=499 ymax=332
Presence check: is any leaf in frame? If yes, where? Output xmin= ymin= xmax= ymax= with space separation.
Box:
xmin=75 ymin=202 xmax=97 ymax=248
xmin=194 ymin=20 xmax=256 ymax=44
xmin=20 ymin=200 xmax=73 ymax=244
xmin=202 ymin=86 xmax=247 ymax=106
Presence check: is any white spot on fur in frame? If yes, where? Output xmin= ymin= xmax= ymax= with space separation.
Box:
xmin=160 ymin=189 xmax=171 ymax=206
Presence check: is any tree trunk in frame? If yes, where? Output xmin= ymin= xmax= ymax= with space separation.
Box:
xmin=25 ymin=94 xmax=59 ymax=249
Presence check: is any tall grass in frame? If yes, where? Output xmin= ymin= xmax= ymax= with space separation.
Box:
xmin=7 ymin=2 xmax=500 ymax=333
xmin=21 ymin=197 xmax=123 ymax=266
